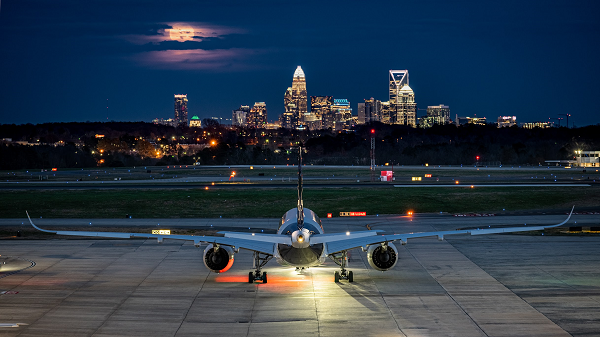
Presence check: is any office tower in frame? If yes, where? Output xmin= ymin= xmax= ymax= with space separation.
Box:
xmin=174 ymin=94 xmax=188 ymax=126
xmin=359 ymin=98 xmax=381 ymax=123
xmin=358 ymin=103 xmax=366 ymax=124
xmin=248 ymin=102 xmax=267 ymax=128
xmin=232 ymin=105 xmax=250 ymax=127
xmin=389 ymin=70 xmax=409 ymax=106
xmin=310 ymin=96 xmax=333 ymax=120
xmin=321 ymin=110 xmax=337 ymax=130
xmin=497 ymin=116 xmax=516 ymax=127
xmin=282 ymin=66 xmax=307 ymax=129
xmin=380 ymin=101 xmax=391 ymax=124
xmin=189 ymin=115 xmax=202 ymax=128
xmin=389 ymin=70 xmax=416 ymax=126
xmin=331 ymin=99 xmax=352 ymax=120
xmin=426 ymin=104 xmax=451 ymax=125
xmin=303 ymin=113 xmax=321 ymax=130
xmin=329 ymin=99 xmax=352 ymax=131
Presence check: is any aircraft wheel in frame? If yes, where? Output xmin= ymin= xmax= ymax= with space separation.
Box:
xmin=263 ymin=272 xmax=267 ymax=284
xmin=348 ymin=271 xmax=354 ymax=283
xmin=248 ymin=272 xmax=254 ymax=283
xmin=334 ymin=271 xmax=340 ymax=282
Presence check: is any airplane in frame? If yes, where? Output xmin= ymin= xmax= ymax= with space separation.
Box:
xmin=27 ymin=148 xmax=575 ymax=284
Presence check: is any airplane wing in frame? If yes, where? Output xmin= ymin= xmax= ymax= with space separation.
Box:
xmin=323 ymin=206 xmax=574 ymax=255
xmin=216 ymin=230 xmax=383 ymax=245
xmin=26 ymin=212 xmax=276 ymax=255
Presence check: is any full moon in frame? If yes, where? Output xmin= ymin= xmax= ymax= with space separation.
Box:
xmin=169 ymin=27 xmax=194 ymax=42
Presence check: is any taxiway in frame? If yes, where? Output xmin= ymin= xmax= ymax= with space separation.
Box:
xmin=1 ymin=214 xmax=599 ymax=336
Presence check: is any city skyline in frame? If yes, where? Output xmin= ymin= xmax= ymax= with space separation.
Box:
xmin=1 ymin=1 xmax=599 ymax=126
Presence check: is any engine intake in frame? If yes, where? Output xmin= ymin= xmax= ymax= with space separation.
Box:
xmin=203 ymin=244 xmax=235 ymax=273
xmin=367 ymin=243 xmax=398 ymax=271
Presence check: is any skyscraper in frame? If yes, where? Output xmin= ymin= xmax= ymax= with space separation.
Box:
xmin=174 ymin=94 xmax=188 ymax=126
xmin=248 ymin=102 xmax=267 ymax=128
xmin=282 ymin=66 xmax=307 ymax=129
xmin=358 ymin=98 xmax=381 ymax=124
xmin=326 ymin=99 xmax=352 ymax=131
xmin=389 ymin=70 xmax=416 ymax=126
xmin=427 ymin=104 xmax=450 ymax=125
xmin=232 ymin=105 xmax=250 ymax=127
xmin=310 ymin=96 xmax=333 ymax=120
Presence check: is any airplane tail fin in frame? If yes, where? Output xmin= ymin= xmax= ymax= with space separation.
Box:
xmin=297 ymin=146 xmax=304 ymax=230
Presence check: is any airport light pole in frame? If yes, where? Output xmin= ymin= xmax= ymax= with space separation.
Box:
xmin=370 ymin=129 xmax=375 ymax=182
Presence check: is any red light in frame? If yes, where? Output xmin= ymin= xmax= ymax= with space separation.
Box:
xmin=371 ymin=129 xmax=375 ymax=134
xmin=327 ymin=213 xmax=332 ymax=218
xmin=476 ymin=156 xmax=480 ymax=160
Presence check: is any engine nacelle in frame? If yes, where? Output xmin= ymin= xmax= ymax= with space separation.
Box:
xmin=203 ymin=244 xmax=235 ymax=273
xmin=367 ymin=242 xmax=399 ymax=271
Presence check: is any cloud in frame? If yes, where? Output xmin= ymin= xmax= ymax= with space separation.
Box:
xmin=122 ymin=22 xmax=243 ymax=45
xmin=132 ymin=48 xmax=268 ymax=71
xmin=120 ymin=21 xmax=265 ymax=71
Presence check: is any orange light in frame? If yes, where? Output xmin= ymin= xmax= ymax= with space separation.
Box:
xmin=455 ymin=180 xmax=459 ymax=184
xmin=205 ymin=186 xmax=209 ymax=190
xmin=211 ymin=140 xmax=216 ymax=146
xmin=471 ymin=185 xmax=474 ymax=188
xmin=211 ymin=182 xmax=215 ymax=185
xmin=327 ymin=213 xmax=332 ymax=218
xmin=51 ymin=168 xmax=58 ymax=171
xmin=408 ymin=211 xmax=413 ymax=216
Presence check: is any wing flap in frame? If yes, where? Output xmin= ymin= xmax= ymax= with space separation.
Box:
xmin=27 ymin=212 xmax=275 ymax=255
xmin=218 ymin=232 xmax=291 ymax=244
xmin=326 ymin=208 xmax=574 ymax=254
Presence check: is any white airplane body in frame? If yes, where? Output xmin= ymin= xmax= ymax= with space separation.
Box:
xmin=28 ymin=149 xmax=574 ymax=283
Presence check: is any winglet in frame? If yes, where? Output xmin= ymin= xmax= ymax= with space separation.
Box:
xmin=26 ymin=211 xmax=56 ymax=233
xmin=541 ymin=205 xmax=574 ymax=229
xmin=558 ymin=205 xmax=575 ymax=227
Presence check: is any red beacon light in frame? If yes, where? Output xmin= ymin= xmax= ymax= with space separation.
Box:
xmin=371 ymin=129 xmax=375 ymax=134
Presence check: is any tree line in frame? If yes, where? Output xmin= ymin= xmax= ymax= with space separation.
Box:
xmin=1 ymin=122 xmax=599 ymax=170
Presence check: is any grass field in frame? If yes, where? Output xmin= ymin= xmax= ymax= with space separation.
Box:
xmin=4 ymin=165 xmax=598 ymax=183
xmin=2 ymin=186 xmax=597 ymax=218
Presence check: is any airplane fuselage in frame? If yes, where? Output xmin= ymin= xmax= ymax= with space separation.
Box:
xmin=273 ymin=208 xmax=326 ymax=267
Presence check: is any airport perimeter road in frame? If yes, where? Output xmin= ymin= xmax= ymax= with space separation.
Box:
xmin=1 ymin=214 xmax=599 ymax=336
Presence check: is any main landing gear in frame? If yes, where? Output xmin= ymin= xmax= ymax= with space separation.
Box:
xmin=330 ymin=250 xmax=354 ymax=282
xmin=248 ymin=251 xmax=272 ymax=283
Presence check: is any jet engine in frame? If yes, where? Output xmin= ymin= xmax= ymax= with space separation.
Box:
xmin=203 ymin=244 xmax=235 ymax=273
xmin=367 ymin=242 xmax=398 ymax=271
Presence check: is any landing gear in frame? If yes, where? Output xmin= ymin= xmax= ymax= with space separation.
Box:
xmin=248 ymin=251 xmax=272 ymax=283
xmin=330 ymin=250 xmax=354 ymax=282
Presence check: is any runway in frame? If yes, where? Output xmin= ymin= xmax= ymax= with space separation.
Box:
xmin=1 ymin=214 xmax=599 ymax=336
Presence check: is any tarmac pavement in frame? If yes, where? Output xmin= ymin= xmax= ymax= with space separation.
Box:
xmin=1 ymin=214 xmax=599 ymax=336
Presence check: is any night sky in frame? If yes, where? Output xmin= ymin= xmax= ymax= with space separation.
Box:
xmin=1 ymin=0 xmax=599 ymax=126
